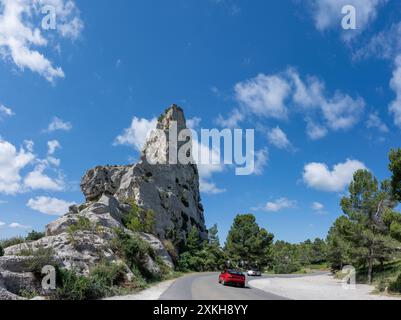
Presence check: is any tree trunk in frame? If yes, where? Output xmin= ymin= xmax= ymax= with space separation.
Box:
xmin=367 ymin=247 xmax=374 ymax=284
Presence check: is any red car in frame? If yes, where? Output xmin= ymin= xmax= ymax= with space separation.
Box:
xmin=218 ymin=269 xmax=246 ymax=288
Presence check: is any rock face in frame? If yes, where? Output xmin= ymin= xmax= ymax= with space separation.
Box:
xmin=80 ymin=105 xmax=207 ymax=245
xmin=0 ymin=105 xmax=207 ymax=299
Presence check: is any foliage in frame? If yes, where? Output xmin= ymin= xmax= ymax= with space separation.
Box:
xmin=327 ymin=170 xmax=401 ymax=283
xmin=389 ymin=148 xmax=401 ymax=202
xmin=0 ymin=243 xmax=3 ymax=257
xmin=55 ymin=268 xmax=100 ymax=300
xmin=67 ymin=216 xmax=94 ymax=234
xmin=111 ymin=228 xmax=156 ymax=279
xmin=0 ymin=237 xmax=25 ymax=249
xmin=178 ymin=225 xmax=226 ymax=272
xmin=162 ymin=239 xmax=179 ymax=263
xmin=55 ymin=262 xmax=128 ymax=300
xmin=19 ymin=289 xmax=38 ymax=299
xmin=269 ymin=238 xmax=328 ymax=274
xmin=225 ymin=214 xmax=274 ymax=269
xmin=25 ymin=230 xmax=45 ymax=242
xmin=271 ymin=241 xmax=301 ymax=274
xmin=90 ymin=262 xmax=127 ymax=289
xmin=389 ymin=273 xmax=401 ymax=294
xmin=122 ymin=199 xmax=155 ymax=234
xmin=24 ymin=247 xmax=58 ymax=277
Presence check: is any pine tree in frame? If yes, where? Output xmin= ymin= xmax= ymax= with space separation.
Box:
xmin=340 ymin=170 xmax=399 ymax=283
xmin=225 ymin=214 xmax=274 ymax=269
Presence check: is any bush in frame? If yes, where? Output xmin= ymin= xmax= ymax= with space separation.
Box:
xmin=19 ymin=247 xmax=58 ymax=278
xmin=122 ymin=199 xmax=155 ymax=234
xmin=55 ymin=268 xmax=100 ymax=300
xmin=0 ymin=244 xmax=4 ymax=257
xmin=26 ymin=230 xmax=45 ymax=242
xmin=112 ymin=228 xmax=155 ymax=279
xmin=90 ymin=262 xmax=126 ymax=288
xmin=389 ymin=273 xmax=401 ymax=293
xmin=162 ymin=239 xmax=178 ymax=262
xmin=67 ymin=216 xmax=94 ymax=234
xmin=0 ymin=237 xmax=25 ymax=248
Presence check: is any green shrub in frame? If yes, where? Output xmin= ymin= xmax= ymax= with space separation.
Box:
xmin=19 ymin=289 xmax=38 ymax=299
xmin=26 ymin=230 xmax=45 ymax=242
xmin=112 ymin=228 xmax=156 ymax=279
xmin=0 ymin=244 xmax=4 ymax=257
xmin=20 ymin=247 xmax=58 ymax=277
xmin=90 ymin=262 xmax=126 ymax=288
xmin=389 ymin=273 xmax=401 ymax=293
xmin=55 ymin=268 xmax=100 ymax=300
xmin=67 ymin=216 xmax=94 ymax=234
xmin=0 ymin=237 xmax=25 ymax=248
xmin=122 ymin=199 xmax=155 ymax=234
xmin=162 ymin=239 xmax=178 ymax=262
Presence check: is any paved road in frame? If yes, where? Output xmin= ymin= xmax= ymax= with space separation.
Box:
xmin=159 ymin=272 xmax=288 ymax=300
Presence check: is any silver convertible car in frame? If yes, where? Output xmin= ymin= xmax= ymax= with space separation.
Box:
xmin=247 ymin=270 xmax=262 ymax=276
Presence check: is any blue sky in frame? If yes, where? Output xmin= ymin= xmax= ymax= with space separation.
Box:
xmin=1 ymin=0 xmax=401 ymax=243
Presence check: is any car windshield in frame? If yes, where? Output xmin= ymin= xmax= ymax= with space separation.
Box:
xmin=227 ymin=270 xmax=243 ymax=275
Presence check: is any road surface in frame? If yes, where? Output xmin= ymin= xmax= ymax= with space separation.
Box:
xmin=159 ymin=272 xmax=287 ymax=300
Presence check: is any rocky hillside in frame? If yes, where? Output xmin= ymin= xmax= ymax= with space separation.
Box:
xmin=0 ymin=105 xmax=207 ymax=300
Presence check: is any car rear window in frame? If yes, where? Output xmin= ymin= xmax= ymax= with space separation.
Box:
xmin=227 ymin=270 xmax=243 ymax=275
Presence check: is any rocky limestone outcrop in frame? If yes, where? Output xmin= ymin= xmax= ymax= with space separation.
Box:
xmin=80 ymin=105 xmax=207 ymax=245
xmin=0 ymin=105 xmax=207 ymax=299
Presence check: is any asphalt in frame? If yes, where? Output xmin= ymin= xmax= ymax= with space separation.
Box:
xmin=159 ymin=272 xmax=288 ymax=300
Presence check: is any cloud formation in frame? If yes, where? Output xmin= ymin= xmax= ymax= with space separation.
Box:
xmin=307 ymin=0 xmax=387 ymax=37
xmin=46 ymin=117 xmax=72 ymax=132
xmin=0 ymin=0 xmax=83 ymax=82
xmin=267 ymin=127 xmax=293 ymax=150
xmin=27 ymin=196 xmax=75 ymax=216
xmin=303 ymin=159 xmax=366 ymax=192
xmin=253 ymin=197 xmax=297 ymax=213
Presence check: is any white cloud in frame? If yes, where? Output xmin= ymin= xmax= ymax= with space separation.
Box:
xmin=366 ymin=112 xmax=389 ymax=133
xmin=311 ymin=202 xmax=328 ymax=215
xmin=321 ymin=93 xmax=365 ymax=130
xmin=253 ymin=197 xmax=297 ymax=213
xmin=288 ymin=68 xmax=365 ymax=131
xmin=46 ymin=117 xmax=72 ymax=132
xmin=354 ymin=22 xmax=401 ymax=61
xmin=253 ymin=148 xmax=269 ymax=176
xmin=235 ymin=73 xmax=291 ymax=119
xmin=0 ymin=0 xmax=83 ymax=82
xmin=306 ymin=119 xmax=328 ymax=140
xmin=311 ymin=202 xmax=324 ymax=211
xmin=114 ymin=116 xmax=157 ymax=151
xmin=303 ymin=159 xmax=366 ymax=192
xmin=267 ymin=127 xmax=292 ymax=150
xmin=0 ymin=220 xmax=5 ymax=227
xmin=0 ymin=104 xmax=14 ymax=117
xmin=27 ymin=196 xmax=75 ymax=216
xmin=187 ymin=117 xmax=202 ymax=130
xmin=47 ymin=140 xmax=61 ymax=155
xmin=389 ymin=55 xmax=401 ymax=127
xmin=308 ymin=0 xmax=387 ymax=37
xmin=216 ymin=109 xmax=244 ymax=128
xmin=24 ymin=162 xmax=64 ymax=191
xmin=193 ymin=140 xmax=226 ymax=194
xmin=24 ymin=140 xmax=34 ymax=152
xmin=0 ymin=139 xmax=35 ymax=194
xmin=9 ymin=222 xmax=31 ymax=229
xmin=229 ymin=68 xmax=364 ymax=139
